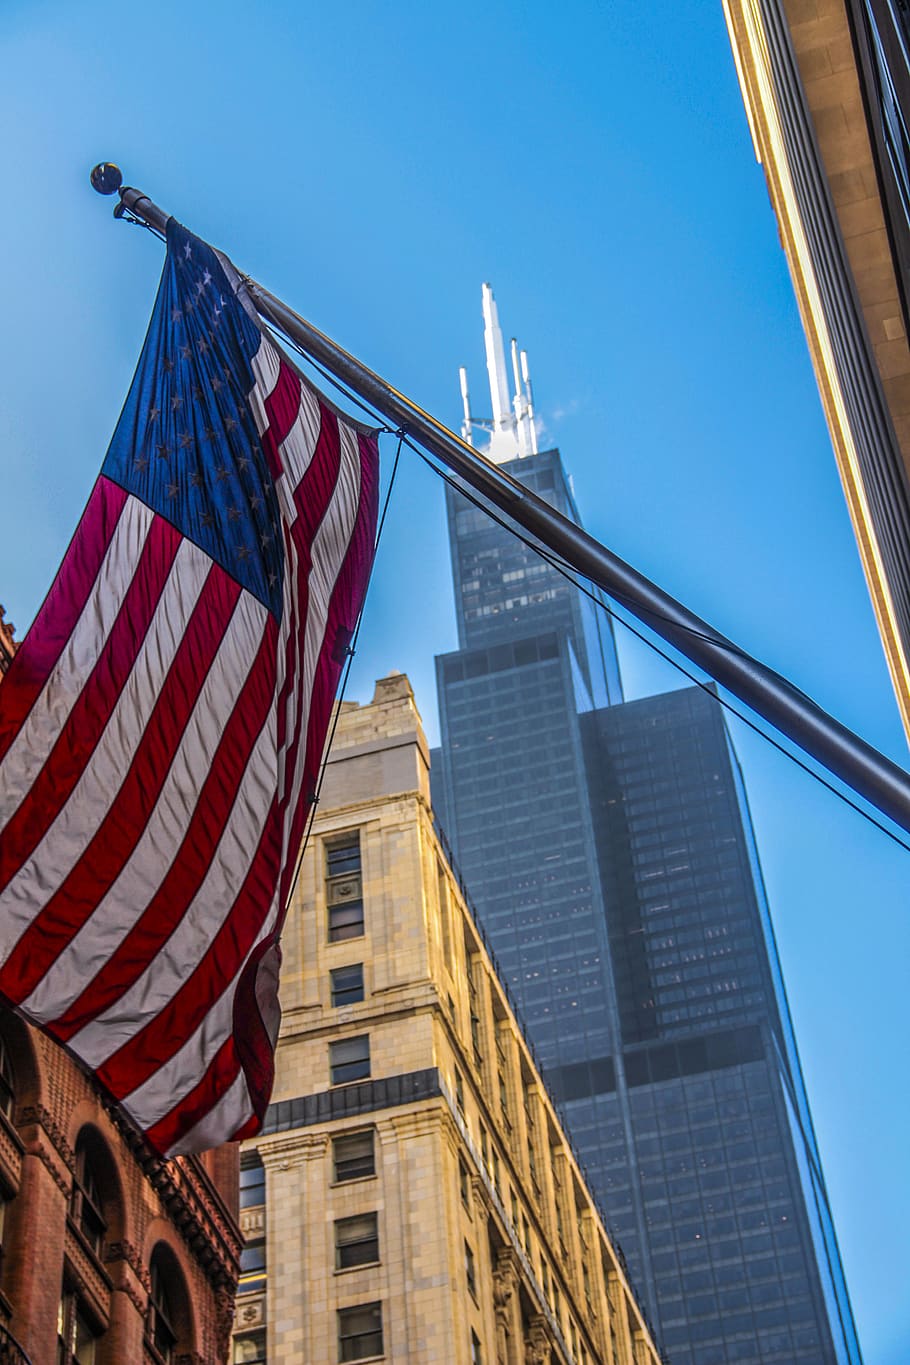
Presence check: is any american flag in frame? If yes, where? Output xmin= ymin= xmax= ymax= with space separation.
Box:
xmin=0 ymin=221 xmax=379 ymax=1155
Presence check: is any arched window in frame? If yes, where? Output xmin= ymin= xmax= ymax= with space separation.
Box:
xmin=71 ymin=1132 xmax=107 ymax=1255
xmin=0 ymin=1033 xmax=15 ymax=1121
xmin=147 ymin=1244 xmax=192 ymax=1364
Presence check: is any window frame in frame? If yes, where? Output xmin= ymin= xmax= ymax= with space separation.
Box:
xmin=331 ymin=963 xmax=365 ymax=1008
xmin=334 ymin=1212 xmax=380 ymax=1271
xmin=337 ymin=1301 xmax=383 ymax=1363
xmin=329 ymin=1035 xmax=371 ymax=1087
xmin=332 ymin=1129 xmax=376 ymax=1184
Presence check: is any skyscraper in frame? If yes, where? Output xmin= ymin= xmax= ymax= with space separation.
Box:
xmin=431 ymin=289 xmax=862 ymax=1363
xmin=230 ymin=672 xmax=663 ymax=1365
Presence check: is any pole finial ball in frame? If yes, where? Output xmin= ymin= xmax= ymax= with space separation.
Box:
xmin=90 ymin=163 xmax=123 ymax=195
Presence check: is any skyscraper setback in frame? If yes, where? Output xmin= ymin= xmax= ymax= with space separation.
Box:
xmin=430 ymin=289 xmax=862 ymax=1363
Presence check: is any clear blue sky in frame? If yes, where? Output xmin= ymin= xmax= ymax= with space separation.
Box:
xmin=2 ymin=1 xmax=908 ymax=1359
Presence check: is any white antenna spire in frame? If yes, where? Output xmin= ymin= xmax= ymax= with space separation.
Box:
xmin=482 ymin=284 xmax=516 ymax=459
xmin=511 ymin=337 xmax=534 ymax=458
xmin=458 ymin=284 xmax=538 ymax=463
xmin=521 ymin=348 xmax=539 ymax=454
xmin=459 ymin=366 xmax=473 ymax=446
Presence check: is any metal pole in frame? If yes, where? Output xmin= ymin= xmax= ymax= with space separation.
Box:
xmin=112 ymin=179 xmax=910 ymax=836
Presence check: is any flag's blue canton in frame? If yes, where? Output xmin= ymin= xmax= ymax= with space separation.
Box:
xmin=102 ymin=220 xmax=284 ymax=619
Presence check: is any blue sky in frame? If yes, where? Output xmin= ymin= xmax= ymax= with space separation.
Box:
xmin=2 ymin=1 xmax=908 ymax=1358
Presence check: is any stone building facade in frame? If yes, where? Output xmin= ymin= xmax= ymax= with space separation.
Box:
xmin=0 ymin=1004 xmax=241 ymax=1364
xmin=232 ymin=673 xmax=661 ymax=1365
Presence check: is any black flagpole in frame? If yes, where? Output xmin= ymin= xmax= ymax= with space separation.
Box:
xmin=92 ymin=166 xmax=910 ymax=838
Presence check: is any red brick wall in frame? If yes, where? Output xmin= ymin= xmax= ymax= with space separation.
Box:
xmin=0 ymin=1010 xmax=241 ymax=1364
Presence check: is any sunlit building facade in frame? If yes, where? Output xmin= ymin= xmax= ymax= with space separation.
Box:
xmin=724 ymin=0 xmax=910 ymax=741
xmin=231 ymin=672 xmax=662 ymax=1365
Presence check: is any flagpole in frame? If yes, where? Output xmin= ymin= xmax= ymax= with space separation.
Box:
xmin=98 ymin=171 xmax=910 ymax=837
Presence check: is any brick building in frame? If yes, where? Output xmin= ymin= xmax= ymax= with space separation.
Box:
xmin=232 ymin=673 xmax=662 ymax=1365
xmin=0 ymin=1006 xmax=242 ymax=1364
xmin=0 ymin=610 xmax=241 ymax=1364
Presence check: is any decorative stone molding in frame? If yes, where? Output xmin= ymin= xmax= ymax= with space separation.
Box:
xmin=105 ymin=1239 xmax=152 ymax=1293
xmin=258 ymin=1130 xmax=326 ymax=1169
xmin=111 ymin=1277 xmax=147 ymax=1317
xmin=16 ymin=1104 xmax=75 ymax=1175
xmin=525 ymin=1317 xmax=552 ymax=1365
xmin=234 ymin=1297 xmax=264 ymax=1329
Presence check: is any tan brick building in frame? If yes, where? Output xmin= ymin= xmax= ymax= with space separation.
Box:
xmin=232 ymin=673 xmax=662 ymax=1365
xmin=724 ymin=0 xmax=910 ymax=739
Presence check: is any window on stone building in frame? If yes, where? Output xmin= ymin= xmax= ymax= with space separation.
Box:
xmin=331 ymin=963 xmax=365 ymax=1007
xmin=337 ymin=1302 xmax=383 ymax=1362
xmin=333 ymin=1130 xmax=375 ymax=1183
xmin=57 ymin=1290 xmax=100 ymax=1365
xmin=147 ymin=1250 xmax=178 ymax=1363
xmin=455 ymin=1069 xmax=465 ymax=1113
xmin=470 ymin=1330 xmax=483 ymax=1365
xmin=465 ymin=1240 xmax=477 ymax=1299
xmin=240 ymin=1152 xmax=265 ymax=1209
xmin=70 ymin=1132 xmax=107 ymax=1256
xmin=459 ymin=1158 xmax=470 ymax=1210
xmin=330 ymin=1035 xmax=370 ymax=1086
xmin=436 ymin=858 xmax=453 ymax=971
xmin=233 ymin=1330 xmax=267 ymax=1364
xmin=0 ymin=1034 xmax=14 ymax=1121
xmin=335 ymin=1213 xmax=379 ymax=1269
xmin=239 ymin=1238 xmax=267 ymax=1296
xmin=326 ymin=835 xmax=364 ymax=942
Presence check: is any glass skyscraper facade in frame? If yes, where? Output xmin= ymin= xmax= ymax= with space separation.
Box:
xmin=431 ymin=446 xmax=861 ymax=1364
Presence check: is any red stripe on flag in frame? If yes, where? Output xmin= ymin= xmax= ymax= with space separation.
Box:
xmin=143 ymin=1034 xmax=240 ymax=1156
xmin=275 ymin=403 xmax=343 ymax=813
xmin=51 ymin=613 xmax=279 ymax=1042
xmin=279 ymin=430 xmax=380 ymax=908
xmin=97 ymin=798 xmax=282 ymax=1098
xmin=259 ymin=359 xmax=302 ymax=481
xmin=0 ymin=513 xmax=182 ymax=898
xmin=0 ymin=565 xmax=243 ymax=1005
xmin=0 ymin=477 xmax=128 ymax=767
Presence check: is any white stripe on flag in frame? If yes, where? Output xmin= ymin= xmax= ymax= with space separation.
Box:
xmin=0 ymin=497 xmax=155 ymax=819
xmin=280 ymin=421 xmax=362 ymax=845
xmin=0 ymin=533 xmax=211 ymax=958
xmin=69 ymin=689 xmax=278 ymax=1068
xmin=22 ymin=583 xmax=271 ymax=1023
xmin=162 ymin=1068 xmax=254 ymax=1159
xmin=121 ymin=895 xmax=279 ymax=1131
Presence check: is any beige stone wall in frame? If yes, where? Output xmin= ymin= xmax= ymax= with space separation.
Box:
xmin=232 ymin=674 xmax=660 ymax=1365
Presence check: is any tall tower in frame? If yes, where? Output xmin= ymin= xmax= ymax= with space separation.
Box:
xmin=431 ymin=287 xmax=863 ymax=1364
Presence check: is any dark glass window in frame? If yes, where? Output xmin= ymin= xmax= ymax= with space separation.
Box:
xmin=338 ymin=1302 xmax=383 ymax=1362
xmin=57 ymin=1291 xmax=99 ymax=1365
xmin=459 ymin=1158 xmax=470 ymax=1208
xmin=239 ymin=1239 xmax=267 ymax=1295
xmin=330 ymin=1036 xmax=370 ymax=1086
xmin=465 ymin=1240 xmax=477 ymax=1298
xmin=331 ymin=964 xmax=365 ymax=1007
xmin=233 ymin=1330 xmax=266 ymax=1364
xmin=148 ymin=1251 xmax=178 ymax=1363
xmin=471 ymin=1330 xmax=483 ymax=1364
xmin=240 ymin=1153 xmax=265 ymax=1209
xmin=333 ymin=1130 xmax=375 ymax=1183
xmin=335 ymin=1213 xmax=379 ymax=1269
xmin=71 ymin=1134 xmax=106 ymax=1256
xmin=327 ymin=834 xmax=364 ymax=942
xmin=0 ymin=1035 xmax=14 ymax=1121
